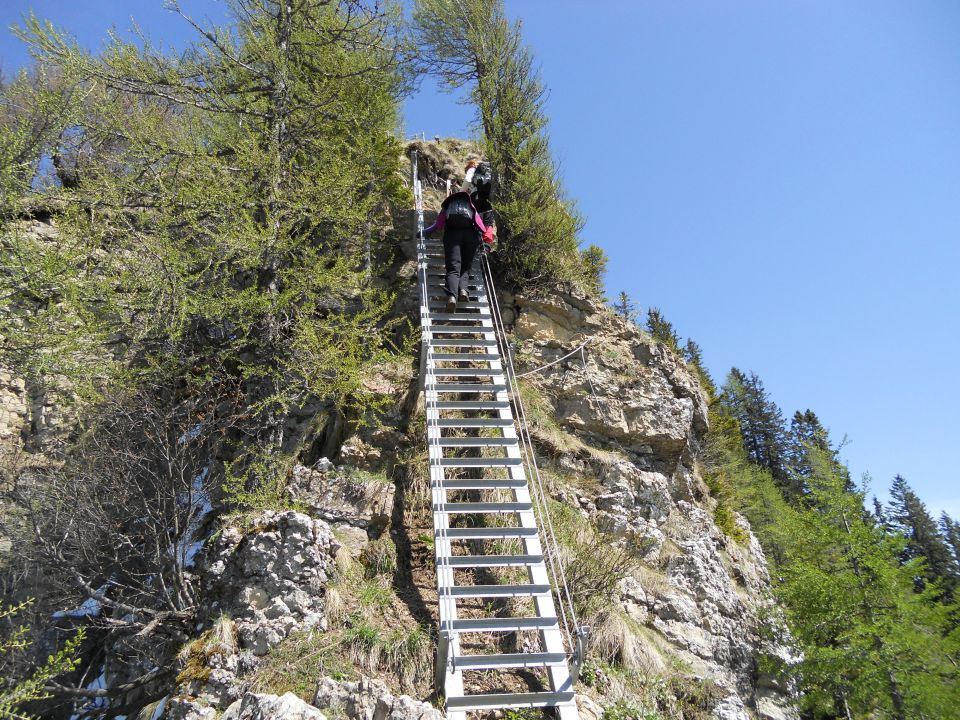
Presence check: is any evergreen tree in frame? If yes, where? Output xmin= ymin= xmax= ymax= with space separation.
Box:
xmin=941 ymin=512 xmax=960 ymax=567
xmin=645 ymin=307 xmax=680 ymax=353
xmin=412 ymin=0 xmax=588 ymax=290
xmin=580 ymin=243 xmax=608 ymax=295
xmin=613 ymin=290 xmax=636 ymax=322
xmin=719 ymin=369 xmax=792 ymax=495
xmin=775 ymin=451 xmax=960 ymax=718
xmin=888 ymin=476 xmax=959 ymax=595
xmin=683 ymin=338 xmax=716 ymax=398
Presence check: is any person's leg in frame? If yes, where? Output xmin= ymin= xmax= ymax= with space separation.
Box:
xmin=443 ymin=233 xmax=462 ymax=301
xmin=457 ymin=234 xmax=481 ymax=298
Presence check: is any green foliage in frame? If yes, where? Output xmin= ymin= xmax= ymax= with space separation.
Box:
xmin=644 ymin=308 xmax=680 ymax=354
xmin=0 ymin=600 xmax=85 ymax=720
xmin=412 ymin=0 xmax=592 ymax=291
xmin=581 ymin=244 xmax=609 ymax=294
xmin=3 ymin=1 xmax=408 ymax=456
xmin=222 ymin=454 xmax=304 ymax=514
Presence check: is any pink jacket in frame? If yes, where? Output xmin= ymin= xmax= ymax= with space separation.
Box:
xmin=423 ymin=192 xmax=494 ymax=245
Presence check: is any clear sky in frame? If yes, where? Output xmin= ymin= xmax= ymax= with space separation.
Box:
xmin=2 ymin=1 xmax=958 ymax=519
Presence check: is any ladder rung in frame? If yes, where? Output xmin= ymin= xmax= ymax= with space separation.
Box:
xmin=429 ymin=313 xmax=492 ymax=322
xmin=434 ymin=417 xmax=513 ymax=427
xmin=433 ymin=478 xmax=527 ymax=490
xmin=435 ymin=457 xmax=522 ymax=467
xmin=430 ymin=339 xmax=498 ymax=347
xmin=439 ymin=527 xmax=538 ymax=540
xmin=433 ymin=501 xmax=532 ymax=513
xmin=437 ymin=437 xmax=516 ymax=447
xmin=433 ymin=401 xmax=510 ymax=410
xmin=453 ymin=652 xmax=567 ymax=671
xmin=447 ymin=616 xmax=559 ymax=633
xmin=429 ymin=368 xmax=501 ymax=377
xmin=429 ymin=302 xmax=487 ymax=310
xmin=430 ymin=326 xmax=496 ymax=335
xmin=441 ymin=554 xmax=543 ymax=568
xmin=427 ymin=352 xmax=496 ymax=361
xmin=445 ymin=692 xmax=576 ymax=711
xmin=441 ymin=584 xmax=551 ymax=598
xmin=429 ymin=383 xmax=507 ymax=392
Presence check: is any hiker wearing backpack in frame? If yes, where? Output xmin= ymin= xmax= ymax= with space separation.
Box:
xmin=422 ymin=190 xmax=495 ymax=312
xmin=463 ymin=159 xmax=495 ymax=230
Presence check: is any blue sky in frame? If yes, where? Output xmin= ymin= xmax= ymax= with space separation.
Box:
xmin=2 ymin=1 xmax=958 ymax=518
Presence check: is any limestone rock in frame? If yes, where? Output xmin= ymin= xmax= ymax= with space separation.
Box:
xmin=204 ymin=511 xmax=340 ymax=656
xmin=290 ymin=463 xmax=393 ymax=531
xmin=221 ymin=692 xmax=327 ymax=720
xmin=314 ymin=677 xmax=442 ymax=720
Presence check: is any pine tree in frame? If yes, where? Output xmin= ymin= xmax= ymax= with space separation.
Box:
xmin=887 ymin=476 xmax=959 ymax=595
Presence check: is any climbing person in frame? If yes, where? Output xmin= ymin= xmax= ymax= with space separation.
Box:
xmin=467 ymin=159 xmax=495 ymax=231
xmin=422 ymin=190 xmax=495 ymax=312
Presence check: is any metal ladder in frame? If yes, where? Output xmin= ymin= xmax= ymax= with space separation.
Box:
xmin=411 ymin=152 xmax=579 ymax=720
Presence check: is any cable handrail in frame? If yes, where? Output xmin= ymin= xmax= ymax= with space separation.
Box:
xmin=479 ymin=251 xmax=584 ymax=657
xmin=412 ymin=150 xmax=456 ymax=671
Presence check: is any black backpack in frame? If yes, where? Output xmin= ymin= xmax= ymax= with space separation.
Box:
xmin=472 ymin=162 xmax=493 ymax=199
xmin=444 ymin=194 xmax=475 ymax=228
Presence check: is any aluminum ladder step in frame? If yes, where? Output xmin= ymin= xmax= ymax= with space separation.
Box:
xmin=445 ymin=692 xmax=576 ymax=711
xmin=433 ymin=478 xmax=527 ymax=490
xmin=432 ymin=501 xmax=533 ymax=513
xmin=430 ymin=339 xmax=498 ymax=347
xmin=429 ymin=302 xmax=488 ymax=310
xmin=429 ymin=313 xmax=493 ymax=322
xmin=440 ymin=554 xmax=544 ymax=568
xmin=429 ymin=383 xmax=507 ymax=393
xmin=436 ymin=437 xmax=516 ymax=448
xmin=427 ymin=354 xmax=496 ymax=363
xmin=438 ymin=527 xmax=538 ymax=540
xmin=429 ymin=368 xmax=502 ymax=377
xmin=429 ymin=326 xmax=496 ymax=335
xmin=434 ymin=457 xmax=522 ymax=468
xmin=448 ymin=616 xmax=559 ymax=633
xmin=433 ymin=400 xmax=510 ymax=410
xmin=453 ymin=652 xmax=567 ymax=671
xmin=435 ymin=417 xmax=514 ymax=427
xmin=440 ymin=583 xmax=552 ymax=598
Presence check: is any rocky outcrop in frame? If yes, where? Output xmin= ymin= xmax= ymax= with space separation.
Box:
xmin=503 ymin=286 xmax=797 ymax=718
xmin=203 ymin=510 xmax=340 ymax=657
xmin=314 ymin=677 xmax=443 ymax=720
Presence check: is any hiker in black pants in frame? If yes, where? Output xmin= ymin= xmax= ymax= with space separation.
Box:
xmin=422 ymin=191 xmax=494 ymax=312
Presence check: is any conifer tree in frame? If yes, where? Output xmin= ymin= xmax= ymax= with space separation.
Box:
xmin=613 ymin=290 xmax=636 ymax=322
xmin=941 ymin=512 xmax=960 ymax=567
xmin=776 ymin=451 xmax=960 ymax=718
xmin=887 ymin=476 xmax=959 ymax=595
xmin=645 ymin=307 xmax=681 ymax=353
xmin=412 ymin=0 xmax=588 ymax=289
xmin=683 ymin=338 xmax=716 ymax=398
xmin=719 ymin=369 xmax=792 ymax=495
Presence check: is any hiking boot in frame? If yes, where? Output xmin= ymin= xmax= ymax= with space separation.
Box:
xmin=445 ymin=295 xmax=457 ymax=313
xmin=458 ymin=289 xmax=470 ymax=302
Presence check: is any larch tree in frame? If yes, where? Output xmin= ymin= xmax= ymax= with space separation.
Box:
xmin=411 ymin=0 xmax=590 ymax=290
xmin=1 ymin=1 xmax=410 ymax=714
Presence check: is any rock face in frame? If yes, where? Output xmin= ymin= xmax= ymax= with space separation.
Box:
xmin=204 ymin=510 xmax=340 ymax=657
xmin=503 ymin=287 xmax=798 ymax=718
